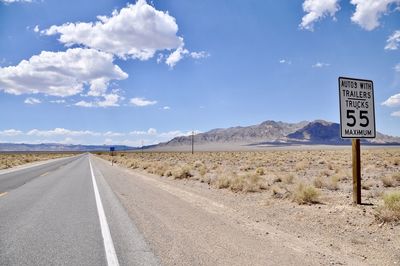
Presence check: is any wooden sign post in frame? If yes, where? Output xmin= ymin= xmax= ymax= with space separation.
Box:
xmin=352 ymin=139 xmax=361 ymax=204
xmin=339 ymin=77 xmax=375 ymax=205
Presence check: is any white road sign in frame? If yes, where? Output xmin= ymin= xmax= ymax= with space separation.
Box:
xmin=339 ymin=77 xmax=376 ymax=138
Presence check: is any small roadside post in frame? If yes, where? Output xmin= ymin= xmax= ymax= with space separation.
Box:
xmin=338 ymin=77 xmax=376 ymax=205
xmin=110 ymin=146 xmax=115 ymax=166
xmin=191 ymin=131 xmax=194 ymax=154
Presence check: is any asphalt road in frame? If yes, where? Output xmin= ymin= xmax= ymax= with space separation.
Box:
xmin=0 ymin=154 xmax=158 ymax=266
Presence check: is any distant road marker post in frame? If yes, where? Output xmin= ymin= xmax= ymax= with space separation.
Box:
xmin=339 ymin=77 xmax=376 ymax=205
xmin=110 ymin=147 xmax=115 ymax=166
xmin=191 ymin=131 xmax=194 ymax=154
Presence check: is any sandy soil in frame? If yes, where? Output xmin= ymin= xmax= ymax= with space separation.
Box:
xmin=94 ymin=148 xmax=400 ymax=265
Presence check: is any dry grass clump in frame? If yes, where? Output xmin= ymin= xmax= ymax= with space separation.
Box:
xmin=313 ymin=175 xmax=339 ymax=191
xmin=213 ymin=173 xmax=266 ymax=192
xmin=293 ymin=183 xmax=320 ymax=204
xmin=171 ymin=166 xmax=192 ymax=179
xmin=376 ymin=192 xmax=400 ymax=223
xmin=381 ymin=175 xmax=396 ymax=187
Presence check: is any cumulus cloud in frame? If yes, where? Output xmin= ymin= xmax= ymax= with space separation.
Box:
xmin=386 ymin=31 xmax=400 ymax=50
xmin=75 ymin=93 xmax=122 ymax=108
xmin=1 ymin=0 xmax=32 ymax=3
xmin=190 ymin=51 xmax=210 ymax=59
xmin=350 ymin=0 xmax=400 ymax=31
xmin=0 ymin=129 xmax=23 ymax=136
xmin=24 ymin=97 xmax=41 ymax=105
xmin=130 ymin=97 xmax=157 ymax=107
xmin=300 ymin=0 xmax=340 ymax=31
xmin=1 ymin=127 xmax=201 ymax=146
xmin=312 ymin=62 xmax=330 ymax=68
xmin=165 ymin=45 xmax=189 ymax=68
xmin=392 ymin=111 xmax=400 ymax=117
xmin=0 ymin=48 xmax=128 ymax=97
xmin=33 ymin=25 xmax=39 ymax=33
xmin=50 ymin=99 xmax=66 ymax=104
xmin=27 ymin=128 xmax=101 ymax=137
xmin=43 ymin=0 xmax=183 ymax=60
xmin=382 ymin=93 xmax=400 ymax=107
xmin=163 ymin=106 xmax=171 ymax=110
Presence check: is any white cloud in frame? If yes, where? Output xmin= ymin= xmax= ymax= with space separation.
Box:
xmin=190 ymin=51 xmax=210 ymax=59
xmin=279 ymin=59 xmax=292 ymax=65
xmin=395 ymin=63 xmax=400 ymax=72
xmin=312 ymin=62 xmax=330 ymax=68
xmin=43 ymin=0 xmax=183 ymax=61
xmin=300 ymin=0 xmax=340 ymax=31
xmin=165 ymin=45 xmax=189 ymax=68
xmin=385 ymin=30 xmax=400 ymax=50
xmin=33 ymin=25 xmax=39 ymax=33
xmin=163 ymin=106 xmax=170 ymax=110
xmin=350 ymin=0 xmax=400 ymax=31
xmin=1 ymin=0 xmax=32 ymax=3
xmin=391 ymin=110 xmax=400 ymax=117
xmin=27 ymin=128 xmax=101 ymax=137
xmin=24 ymin=97 xmax=41 ymax=105
xmin=103 ymin=131 xmax=126 ymax=137
xmin=1 ymin=127 xmax=201 ymax=146
xmin=0 ymin=48 xmax=128 ymax=97
xmin=75 ymin=93 xmax=122 ymax=108
xmin=129 ymin=128 xmax=158 ymax=135
xmin=50 ymin=99 xmax=66 ymax=104
xmin=0 ymin=129 xmax=23 ymax=136
xmin=382 ymin=93 xmax=400 ymax=107
xmin=130 ymin=97 xmax=157 ymax=107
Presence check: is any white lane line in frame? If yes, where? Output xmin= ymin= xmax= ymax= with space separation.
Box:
xmin=89 ymin=157 xmax=119 ymax=266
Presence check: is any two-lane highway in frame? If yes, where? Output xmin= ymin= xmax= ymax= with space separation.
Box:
xmin=0 ymin=154 xmax=158 ymax=266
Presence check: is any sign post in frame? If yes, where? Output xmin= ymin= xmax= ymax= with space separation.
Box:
xmin=110 ymin=147 xmax=115 ymax=166
xmin=339 ymin=77 xmax=375 ymax=205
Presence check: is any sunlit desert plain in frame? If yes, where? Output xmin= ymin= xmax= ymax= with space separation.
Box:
xmin=97 ymin=148 xmax=400 ymax=265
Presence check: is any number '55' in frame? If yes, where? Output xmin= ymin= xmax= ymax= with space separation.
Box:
xmin=346 ymin=110 xmax=369 ymax=127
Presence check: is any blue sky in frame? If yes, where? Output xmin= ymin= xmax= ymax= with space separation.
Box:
xmin=0 ymin=0 xmax=400 ymax=146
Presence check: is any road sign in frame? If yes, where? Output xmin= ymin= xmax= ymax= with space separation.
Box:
xmin=338 ymin=77 xmax=376 ymax=139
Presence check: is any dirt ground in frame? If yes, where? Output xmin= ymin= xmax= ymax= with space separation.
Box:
xmin=97 ymin=147 xmax=400 ymax=265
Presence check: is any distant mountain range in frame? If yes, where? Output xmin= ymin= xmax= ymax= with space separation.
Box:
xmin=0 ymin=143 xmax=136 ymax=152
xmin=157 ymin=120 xmax=400 ymax=147
xmin=1 ymin=120 xmax=399 ymax=152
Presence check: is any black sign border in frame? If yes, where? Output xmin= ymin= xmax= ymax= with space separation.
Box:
xmin=338 ymin=76 xmax=376 ymax=139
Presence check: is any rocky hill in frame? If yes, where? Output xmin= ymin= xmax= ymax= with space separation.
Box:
xmin=158 ymin=120 xmax=400 ymax=147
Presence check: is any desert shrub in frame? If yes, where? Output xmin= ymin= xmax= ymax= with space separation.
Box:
xmin=392 ymin=173 xmax=400 ymax=182
xmin=214 ymin=175 xmax=231 ymax=189
xmin=293 ymin=183 xmax=320 ymax=205
xmin=326 ymin=175 xmax=339 ymax=191
xmin=255 ymin=167 xmax=265 ymax=176
xmin=295 ymin=161 xmax=307 ymax=171
xmin=230 ymin=174 xmax=263 ymax=192
xmin=172 ymin=167 xmax=192 ymax=179
xmin=271 ymin=186 xmax=291 ymax=199
xmin=313 ymin=176 xmax=324 ymax=189
xmin=314 ymin=175 xmax=339 ymax=190
xmin=198 ymin=165 xmax=207 ymax=177
xmin=381 ymin=175 xmax=395 ymax=187
xmin=282 ymin=174 xmax=295 ymax=184
xmin=376 ymin=192 xmax=400 ymax=223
